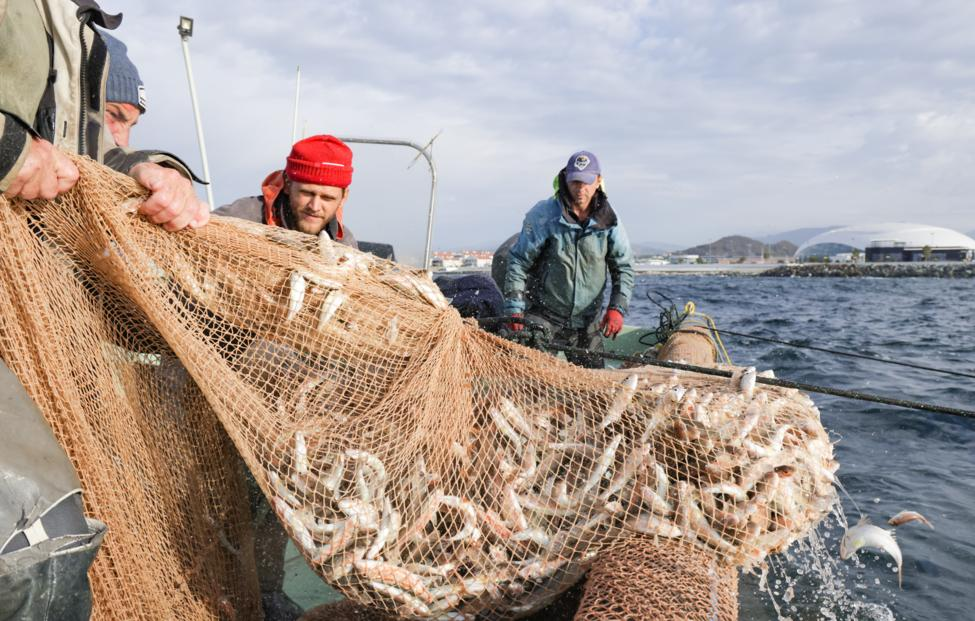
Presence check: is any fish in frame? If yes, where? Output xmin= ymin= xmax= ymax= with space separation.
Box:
xmin=577 ymin=435 xmax=623 ymax=498
xmin=600 ymin=374 xmax=639 ymax=429
xmin=739 ymin=366 xmax=757 ymax=400
xmin=317 ymin=290 xmax=347 ymax=331
xmin=840 ymin=516 xmax=903 ymax=588
xmin=286 ymin=272 xmax=306 ymax=321
xmin=293 ymin=431 xmax=309 ymax=475
xmin=888 ymin=510 xmax=933 ymax=529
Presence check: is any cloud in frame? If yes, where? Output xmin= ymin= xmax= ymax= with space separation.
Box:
xmin=105 ymin=0 xmax=975 ymax=259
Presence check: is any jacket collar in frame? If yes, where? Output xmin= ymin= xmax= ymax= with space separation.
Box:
xmin=260 ymin=170 xmax=346 ymax=239
xmin=555 ymin=168 xmax=617 ymax=230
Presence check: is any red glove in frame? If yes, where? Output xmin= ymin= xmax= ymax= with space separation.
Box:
xmin=600 ymin=309 xmax=624 ymax=338
xmin=508 ymin=313 xmax=524 ymax=332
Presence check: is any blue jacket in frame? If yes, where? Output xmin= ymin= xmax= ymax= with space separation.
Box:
xmin=503 ymin=171 xmax=635 ymax=329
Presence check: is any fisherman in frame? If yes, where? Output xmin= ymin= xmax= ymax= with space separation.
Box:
xmin=0 ymin=1 xmax=210 ymax=617
xmin=0 ymin=0 xmax=209 ymax=231
xmin=503 ymin=150 xmax=634 ymax=368
xmin=100 ymin=32 xmax=146 ymax=149
xmin=216 ymin=134 xmax=358 ymax=247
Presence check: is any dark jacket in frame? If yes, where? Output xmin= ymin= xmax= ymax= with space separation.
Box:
xmin=215 ymin=170 xmax=358 ymax=248
xmin=503 ymin=169 xmax=635 ymax=329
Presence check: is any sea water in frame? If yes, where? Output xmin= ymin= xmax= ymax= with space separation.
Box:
xmin=627 ymin=275 xmax=975 ymax=621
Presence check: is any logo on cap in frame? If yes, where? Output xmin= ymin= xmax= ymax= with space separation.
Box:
xmin=137 ymin=85 xmax=147 ymax=111
xmin=574 ymin=155 xmax=591 ymax=171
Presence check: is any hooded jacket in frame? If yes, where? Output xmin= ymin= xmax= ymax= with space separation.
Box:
xmin=214 ymin=170 xmax=357 ymax=248
xmin=503 ymin=169 xmax=635 ymax=329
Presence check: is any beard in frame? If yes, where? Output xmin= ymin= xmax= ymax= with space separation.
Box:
xmin=295 ymin=217 xmax=325 ymax=235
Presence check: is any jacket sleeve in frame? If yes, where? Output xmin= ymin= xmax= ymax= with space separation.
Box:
xmin=103 ymin=148 xmax=207 ymax=183
xmin=606 ymin=222 xmax=635 ymax=314
xmin=0 ymin=113 xmax=31 ymax=193
xmin=503 ymin=206 xmax=548 ymax=314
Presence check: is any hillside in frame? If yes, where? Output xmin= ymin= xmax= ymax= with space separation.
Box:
xmin=679 ymin=235 xmax=797 ymax=258
xmin=631 ymin=240 xmax=685 ymax=256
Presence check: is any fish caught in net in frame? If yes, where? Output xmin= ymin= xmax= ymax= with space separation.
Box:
xmin=0 ymin=157 xmax=838 ymax=619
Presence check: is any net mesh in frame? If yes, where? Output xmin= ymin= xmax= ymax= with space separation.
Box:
xmin=0 ymin=158 xmax=838 ymax=620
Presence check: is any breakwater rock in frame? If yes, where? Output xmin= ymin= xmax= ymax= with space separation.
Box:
xmin=762 ymin=262 xmax=975 ymax=278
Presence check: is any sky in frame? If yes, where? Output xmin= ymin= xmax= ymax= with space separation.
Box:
xmin=109 ymin=1 xmax=975 ymax=265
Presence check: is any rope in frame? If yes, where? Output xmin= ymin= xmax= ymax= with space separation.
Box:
xmin=551 ymin=345 xmax=975 ymax=420
xmin=710 ymin=327 xmax=975 ymax=381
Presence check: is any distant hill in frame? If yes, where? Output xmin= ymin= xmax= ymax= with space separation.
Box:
xmin=679 ymin=235 xmax=797 ymax=258
xmin=757 ymin=226 xmax=842 ymax=247
xmin=631 ymin=240 xmax=684 ymax=256
xmin=968 ymin=230 xmax=975 ymax=240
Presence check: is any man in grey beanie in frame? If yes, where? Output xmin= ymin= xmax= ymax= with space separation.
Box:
xmin=101 ymin=32 xmax=146 ymax=148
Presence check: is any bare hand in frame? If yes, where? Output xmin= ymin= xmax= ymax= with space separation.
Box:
xmin=130 ymin=162 xmax=210 ymax=232
xmin=3 ymin=137 xmax=79 ymax=200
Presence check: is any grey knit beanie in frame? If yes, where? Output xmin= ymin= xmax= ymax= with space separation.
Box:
xmin=101 ymin=32 xmax=147 ymax=114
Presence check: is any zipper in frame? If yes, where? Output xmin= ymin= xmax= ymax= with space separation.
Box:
xmin=77 ymin=20 xmax=88 ymax=154
xmin=569 ymin=228 xmax=581 ymax=326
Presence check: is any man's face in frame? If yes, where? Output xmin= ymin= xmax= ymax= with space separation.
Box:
xmin=104 ymin=102 xmax=141 ymax=147
xmin=567 ymin=176 xmax=601 ymax=210
xmin=285 ymin=179 xmax=349 ymax=235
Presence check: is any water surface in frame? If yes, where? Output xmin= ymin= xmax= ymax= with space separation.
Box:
xmin=626 ymin=275 xmax=975 ymax=620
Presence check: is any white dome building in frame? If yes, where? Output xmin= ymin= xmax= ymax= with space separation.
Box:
xmin=795 ymin=223 xmax=975 ymax=262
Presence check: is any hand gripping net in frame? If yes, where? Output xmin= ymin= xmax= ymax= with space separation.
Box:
xmin=0 ymin=159 xmax=838 ymax=620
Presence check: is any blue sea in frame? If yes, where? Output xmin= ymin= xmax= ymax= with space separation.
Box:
xmin=626 ymin=275 xmax=975 ymax=621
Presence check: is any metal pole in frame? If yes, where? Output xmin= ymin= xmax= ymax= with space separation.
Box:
xmin=337 ymin=137 xmax=438 ymax=271
xmin=291 ymin=66 xmax=301 ymax=144
xmin=178 ymin=33 xmax=215 ymax=209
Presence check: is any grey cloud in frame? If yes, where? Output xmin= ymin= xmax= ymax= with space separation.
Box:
xmin=106 ymin=0 xmax=975 ymax=257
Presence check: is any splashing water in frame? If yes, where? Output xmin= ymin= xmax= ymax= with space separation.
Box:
xmin=740 ymin=503 xmax=897 ymax=620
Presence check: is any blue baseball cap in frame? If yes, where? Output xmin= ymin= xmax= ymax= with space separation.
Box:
xmin=565 ymin=150 xmax=601 ymax=184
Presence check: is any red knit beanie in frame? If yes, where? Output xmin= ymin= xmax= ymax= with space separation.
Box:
xmin=284 ymin=135 xmax=354 ymax=188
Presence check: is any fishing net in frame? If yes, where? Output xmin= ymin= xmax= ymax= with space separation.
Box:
xmin=574 ymin=536 xmax=739 ymax=621
xmin=0 ymin=157 xmax=838 ymax=620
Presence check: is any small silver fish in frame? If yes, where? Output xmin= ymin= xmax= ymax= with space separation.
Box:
xmin=739 ymin=366 xmax=757 ymax=400
xmin=888 ymin=510 xmax=933 ymax=529
xmin=287 ymin=272 xmax=306 ymax=321
xmin=840 ymin=516 xmax=903 ymax=588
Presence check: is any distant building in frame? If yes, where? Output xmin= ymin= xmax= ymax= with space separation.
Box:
xmin=432 ymin=250 xmax=492 ymax=271
xmin=795 ymin=223 xmax=975 ymax=263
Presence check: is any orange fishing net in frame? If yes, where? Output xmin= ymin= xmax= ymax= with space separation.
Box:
xmin=0 ymin=158 xmax=838 ymax=619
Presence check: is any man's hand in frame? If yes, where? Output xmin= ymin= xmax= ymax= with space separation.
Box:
xmin=130 ymin=162 xmax=210 ymax=232
xmin=3 ymin=137 xmax=79 ymax=200
xmin=507 ymin=313 xmax=524 ymax=332
xmin=600 ymin=308 xmax=624 ymax=339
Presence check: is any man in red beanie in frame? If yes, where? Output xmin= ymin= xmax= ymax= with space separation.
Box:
xmin=217 ymin=135 xmax=357 ymax=247
xmin=216 ymin=138 xmax=361 ymax=621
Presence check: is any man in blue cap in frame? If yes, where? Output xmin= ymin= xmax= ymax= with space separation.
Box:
xmin=503 ymin=150 xmax=635 ymax=368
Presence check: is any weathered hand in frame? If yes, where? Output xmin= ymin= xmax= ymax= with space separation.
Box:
xmin=130 ymin=162 xmax=210 ymax=231
xmin=3 ymin=137 xmax=79 ymax=200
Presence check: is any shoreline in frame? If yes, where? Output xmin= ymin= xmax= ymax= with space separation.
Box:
xmin=761 ymin=262 xmax=975 ymax=278
xmin=433 ymin=262 xmax=975 ymax=278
